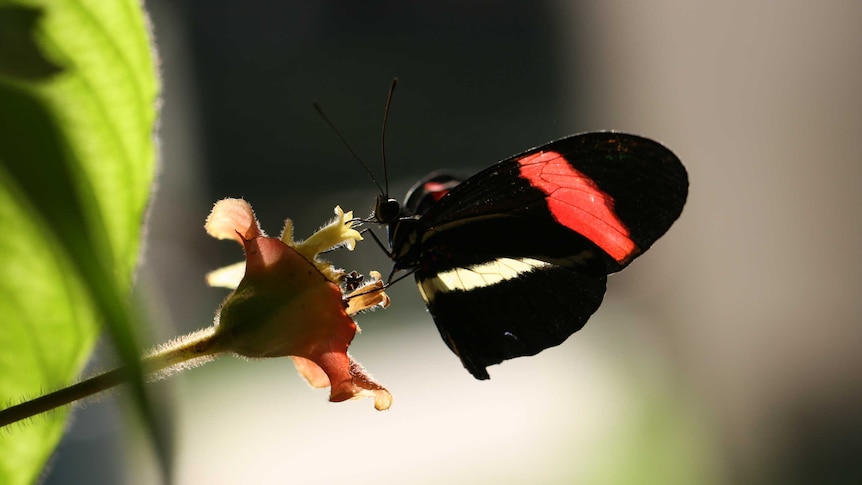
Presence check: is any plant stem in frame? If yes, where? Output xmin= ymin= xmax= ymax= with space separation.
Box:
xmin=0 ymin=326 xmax=224 ymax=428
xmin=0 ymin=368 xmax=126 ymax=428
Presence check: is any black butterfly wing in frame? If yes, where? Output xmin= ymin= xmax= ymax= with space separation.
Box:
xmin=416 ymin=257 xmax=607 ymax=379
xmin=407 ymin=132 xmax=687 ymax=379
xmin=418 ymin=132 xmax=688 ymax=272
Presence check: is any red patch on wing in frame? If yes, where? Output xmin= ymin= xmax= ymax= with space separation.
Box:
xmin=517 ymin=151 xmax=636 ymax=262
xmin=423 ymin=181 xmax=451 ymax=202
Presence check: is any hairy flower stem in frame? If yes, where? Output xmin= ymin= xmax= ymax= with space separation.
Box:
xmin=0 ymin=326 xmax=226 ymax=428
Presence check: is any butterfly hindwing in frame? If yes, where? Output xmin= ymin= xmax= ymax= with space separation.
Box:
xmin=416 ymin=257 xmax=608 ymax=379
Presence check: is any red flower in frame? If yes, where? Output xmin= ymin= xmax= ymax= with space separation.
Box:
xmin=204 ymin=199 xmax=391 ymax=410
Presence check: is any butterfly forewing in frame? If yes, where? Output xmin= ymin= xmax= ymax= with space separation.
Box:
xmin=417 ymin=132 xmax=688 ymax=271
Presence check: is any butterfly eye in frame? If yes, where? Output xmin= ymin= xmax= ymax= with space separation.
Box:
xmin=374 ymin=196 xmax=401 ymax=224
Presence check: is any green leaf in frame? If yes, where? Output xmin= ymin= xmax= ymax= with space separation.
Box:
xmin=0 ymin=0 xmax=159 ymax=483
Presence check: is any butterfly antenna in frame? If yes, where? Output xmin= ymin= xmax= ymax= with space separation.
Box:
xmin=380 ymin=78 xmax=398 ymax=197
xmin=313 ymin=102 xmax=385 ymax=196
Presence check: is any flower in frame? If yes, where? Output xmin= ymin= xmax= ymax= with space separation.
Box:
xmin=204 ymin=198 xmax=391 ymax=410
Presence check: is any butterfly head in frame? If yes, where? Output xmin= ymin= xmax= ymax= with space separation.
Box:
xmin=373 ymin=195 xmax=402 ymax=225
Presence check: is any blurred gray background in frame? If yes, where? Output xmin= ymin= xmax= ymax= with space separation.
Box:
xmin=45 ymin=1 xmax=862 ymax=484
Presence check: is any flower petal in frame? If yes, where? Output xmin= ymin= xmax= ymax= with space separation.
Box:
xmin=292 ymin=354 xmax=392 ymax=411
xmin=294 ymin=205 xmax=363 ymax=261
xmin=205 ymin=198 xmax=264 ymax=243
xmin=291 ymin=356 xmax=330 ymax=388
xmin=205 ymin=261 xmax=246 ymax=289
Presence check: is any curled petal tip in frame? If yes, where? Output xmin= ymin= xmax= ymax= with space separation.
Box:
xmin=206 ymin=198 xmax=264 ymax=243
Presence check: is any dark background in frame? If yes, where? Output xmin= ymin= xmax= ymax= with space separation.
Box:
xmin=46 ymin=1 xmax=862 ymax=484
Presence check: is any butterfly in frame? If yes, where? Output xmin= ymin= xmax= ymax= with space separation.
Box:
xmin=370 ymin=132 xmax=688 ymax=379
